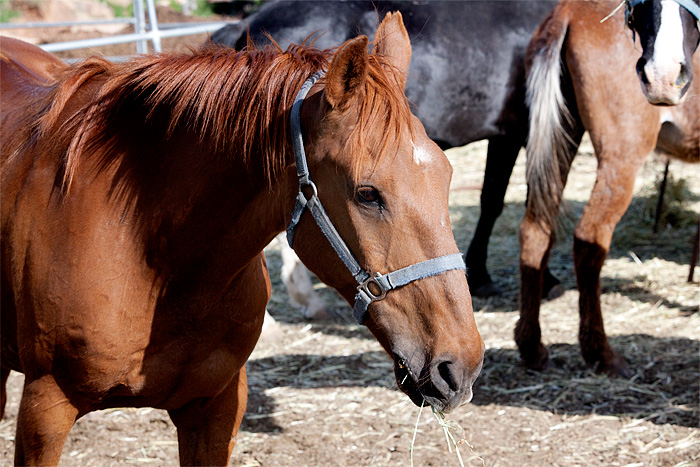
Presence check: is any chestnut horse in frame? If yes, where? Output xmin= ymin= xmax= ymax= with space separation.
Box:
xmin=518 ymin=0 xmax=699 ymax=376
xmin=0 ymin=12 xmax=484 ymax=466
xmin=626 ymin=0 xmax=700 ymax=104
xmin=211 ymin=0 xmax=561 ymax=298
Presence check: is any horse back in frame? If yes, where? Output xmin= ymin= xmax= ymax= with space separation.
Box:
xmin=211 ymin=0 xmax=558 ymax=147
xmin=0 ymin=37 xmax=64 ymax=124
xmin=0 ymin=37 xmax=64 ymax=84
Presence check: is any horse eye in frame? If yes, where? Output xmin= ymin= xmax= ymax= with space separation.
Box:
xmin=357 ymin=186 xmax=381 ymax=204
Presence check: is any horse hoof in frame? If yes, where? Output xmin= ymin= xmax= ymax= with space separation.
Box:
xmin=519 ymin=343 xmax=550 ymax=371
xmin=545 ymin=284 xmax=565 ymax=300
xmin=594 ymin=358 xmax=632 ymax=378
xmin=260 ymin=312 xmax=284 ymax=340
xmin=302 ymin=305 xmax=330 ymax=321
xmin=471 ymin=281 xmax=502 ymax=298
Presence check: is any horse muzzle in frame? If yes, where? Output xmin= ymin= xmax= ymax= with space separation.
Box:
xmin=637 ymin=57 xmax=692 ymax=105
xmin=393 ymin=344 xmax=484 ymax=413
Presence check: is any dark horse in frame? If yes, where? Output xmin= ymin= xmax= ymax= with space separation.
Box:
xmin=0 ymin=13 xmax=484 ymax=465
xmin=518 ymin=0 xmax=699 ymax=376
xmin=211 ymin=0 xmax=559 ymax=297
xmin=627 ymin=0 xmax=700 ymax=104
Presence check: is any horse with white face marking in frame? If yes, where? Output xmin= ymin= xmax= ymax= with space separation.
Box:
xmin=627 ymin=0 xmax=700 ymax=104
xmin=519 ymin=0 xmax=699 ymax=377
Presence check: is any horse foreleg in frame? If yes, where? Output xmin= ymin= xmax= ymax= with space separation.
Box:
xmin=169 ymin=367 xmax=247 ymax=466
xmin=573 ymin=152 xmax=645 ymax=378
xmin=0 ymin=367 xmax=9 ymax=419
xmin=465 ymin=136 xmax=522 ymax=297
xmin=14 ymin=375 xmax=78 ymax=465
xmin=516 ymin=216 xmax=554 ymax=369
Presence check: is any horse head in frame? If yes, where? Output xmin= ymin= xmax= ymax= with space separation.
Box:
xmin=288 ymin=12 xmax=484 ymax=412
xmin=627 ymin=0 xmax=700 ymax=104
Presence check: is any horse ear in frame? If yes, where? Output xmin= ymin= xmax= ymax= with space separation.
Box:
xmin=325 ymin=35 xmax=369 ymax=108
xmin=372 ymin=11 xmax=412 ymax=89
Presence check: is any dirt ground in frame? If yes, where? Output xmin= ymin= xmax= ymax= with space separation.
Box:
xmin=1 ymin=5 xmax=699 ymax=467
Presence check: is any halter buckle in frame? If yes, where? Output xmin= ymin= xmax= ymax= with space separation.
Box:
xmin=358 ymin=273 xmax=389 ymax=302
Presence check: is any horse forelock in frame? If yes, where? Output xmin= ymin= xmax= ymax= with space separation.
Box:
xmin=343 ymin=54 xmax=415 ymax=182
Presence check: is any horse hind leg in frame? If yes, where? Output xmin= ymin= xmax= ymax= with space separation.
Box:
xmin=517 ymin=219 xmax=557 ymax=370
xmin=517 ymin=127 xmax=584 ymax=371
xmin=169 ymin=368 xmax=247 ymax=466
xmin=573 ymin=147 xmax=648 ymax=378
xmin=14 ymin=375 xmax=79 ymax=465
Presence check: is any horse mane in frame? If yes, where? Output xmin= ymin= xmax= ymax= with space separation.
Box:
xmin=29 ymin=39 xmax=412 ymax=192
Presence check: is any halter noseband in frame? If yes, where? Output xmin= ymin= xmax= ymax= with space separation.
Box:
xmin=286 ymin=71 xmax=466 ymax=326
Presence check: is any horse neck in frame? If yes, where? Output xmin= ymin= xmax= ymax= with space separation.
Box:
xmin=133 ymin=128 xmax=297 ymax=283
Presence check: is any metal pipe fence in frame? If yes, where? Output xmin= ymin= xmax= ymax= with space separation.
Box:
xmin=0 ymin=0 xmax=237 ymax=55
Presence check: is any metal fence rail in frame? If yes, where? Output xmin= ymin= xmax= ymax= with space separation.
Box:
xmin=0 ymin=0 xmax=237 ymax=54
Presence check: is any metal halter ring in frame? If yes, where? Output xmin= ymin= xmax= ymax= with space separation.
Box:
xmin=300 ymin=181 xmax=318 ymax=201
xmin=358 ymin=273 xmax=389 ymax=301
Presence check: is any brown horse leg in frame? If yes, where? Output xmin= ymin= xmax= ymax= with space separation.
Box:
xmin=573 ymin=153 xmax=646 ymax=378
xmin=169 ymin=367 xmax=248 ymax=466
xmin=517 ymin=115 xmax=583 ymax=369
xmin=0 ymin=367 xmax=9 ymax=419
xmin=516 ymin=217 xmax=555 ymax=369
xmin=14 ymin=375 xmax=78 ymax=465
xmin=573 ymin=237 xmax=629 ymax=377
xmin=465 ymin=135 xmax=522 ymax=297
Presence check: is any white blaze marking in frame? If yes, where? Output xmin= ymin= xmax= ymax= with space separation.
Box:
xmin=411 ymin=140 xmax=433 ymax=165
xmin=659 ymin=108 xmax=675 ymax=124
xmin=650 ymin=1 xmax=686 ymax=71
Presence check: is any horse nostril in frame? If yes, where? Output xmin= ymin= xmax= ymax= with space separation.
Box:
xmin=676 ymin=64 xmax=689 ymax=87
xmin=637 ymin=58 xmax=650 ymax=85
xmin=436 ymin=360 xmax=461 ymax=393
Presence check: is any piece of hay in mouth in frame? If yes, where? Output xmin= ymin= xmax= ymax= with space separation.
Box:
xmin=410 ymin=401 xmax=485 ymax=467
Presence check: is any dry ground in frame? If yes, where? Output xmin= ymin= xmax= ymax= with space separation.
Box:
xmin=1 ymin=7 xmax=699 ymax=466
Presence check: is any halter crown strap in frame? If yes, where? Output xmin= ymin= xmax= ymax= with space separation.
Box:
xmin=668 ymin=0 xmax=700 ymax=20
xmin=286 ymin=72 xmax=466 ymax=325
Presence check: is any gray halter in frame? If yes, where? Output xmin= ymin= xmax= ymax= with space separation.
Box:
xmin=286 ymin=71 xmax=466 ymax=325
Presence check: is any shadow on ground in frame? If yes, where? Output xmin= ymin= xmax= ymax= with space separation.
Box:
xmin=243 ymin=333 xmax=699 ymax=434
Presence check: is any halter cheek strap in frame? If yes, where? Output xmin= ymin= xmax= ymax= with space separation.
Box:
xmin=286 ymin=71 xmax=466 ymax=325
